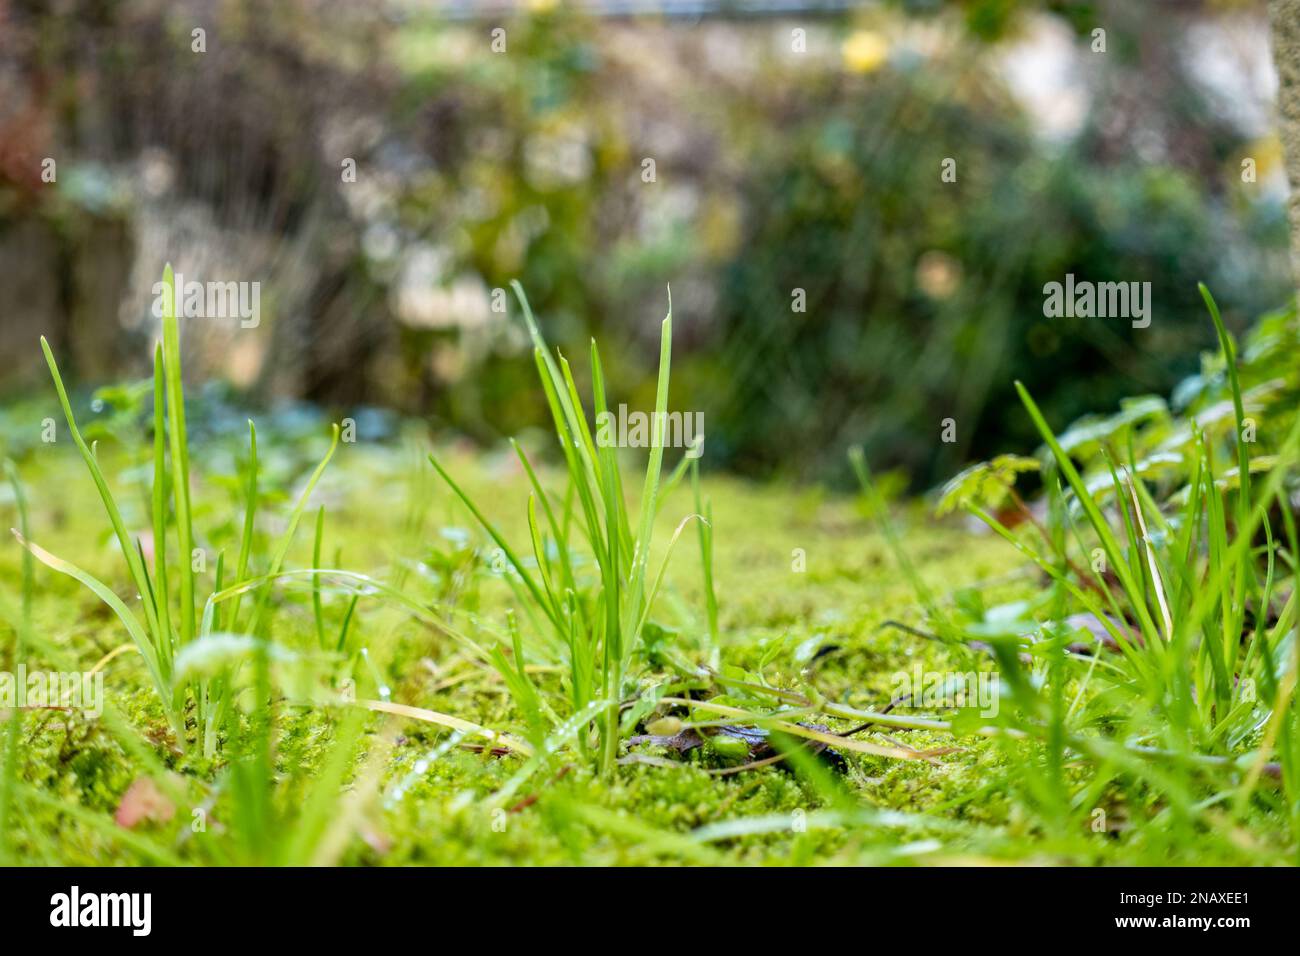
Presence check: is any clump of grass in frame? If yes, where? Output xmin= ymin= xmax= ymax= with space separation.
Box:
xmin=3 ymin=264 xmax=386 ymax=865
xmin=420 ymin=287 xmax=958 ymax=808
xmin=856 ymin=284 xmax=1300 ymax=852
xmin=22 ymin=265 xmax=340 ymax=756
xmin=429 ymin=282 xmax=706 ymax=775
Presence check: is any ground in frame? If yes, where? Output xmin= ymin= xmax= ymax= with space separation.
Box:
xmin=1 ymin=435 xmax=1292 ymax=865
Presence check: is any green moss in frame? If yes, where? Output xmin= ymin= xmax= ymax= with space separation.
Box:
xmin=0 ymin=445 xmax=1292 ymax=866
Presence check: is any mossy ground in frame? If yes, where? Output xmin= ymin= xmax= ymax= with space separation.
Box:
xmin=2 ymin=437 xmax=1292 ymax=865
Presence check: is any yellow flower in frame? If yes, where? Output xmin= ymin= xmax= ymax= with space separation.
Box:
xmin=1239 ymin=135 xmax=1281 ymax=180
xmin=842 ymin=30 xmax=889 ymax=74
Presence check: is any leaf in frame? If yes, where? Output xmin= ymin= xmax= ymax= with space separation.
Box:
xmin=1168 ymin=456 xmax=1280 ymax=506
xmin=1054 ymin=612 xmax=1136 ymax=653
xmin=13 ymin=531 xmax=166 ymax=694
xmin=114 ymin=777 xmax=175 ymax=829
xmin=1082 ymin=452 xmax=1183 ymax=500
xmin=936 ymin=454 xmax=1039 ymax=516
xmin=171 ymin=633 xmax=300 ymax=683
xmin=359 ymin=699 xmax=534 ymax=756
xmin=1056 ymin=395 xmax=1168 ymax=454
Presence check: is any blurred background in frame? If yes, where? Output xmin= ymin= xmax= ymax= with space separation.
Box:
xmin=0 ymin=0 xmax=1291 ymax=487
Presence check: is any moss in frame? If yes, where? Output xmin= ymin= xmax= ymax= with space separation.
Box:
xmin=1 ymin=445 xmax=1293 ymax=866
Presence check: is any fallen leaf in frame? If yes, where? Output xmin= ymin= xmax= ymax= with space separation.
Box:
xmin=114 ymin=777 xmax=175 ymax=829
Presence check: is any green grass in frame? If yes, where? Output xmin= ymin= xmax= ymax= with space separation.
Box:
xmin=428 ymin=282 xmax=710 ymax=778
xmin=0 ymin=276 xmax=1297 ymax=865
xmin=29 ymin=267 xmax=343 ymax=759
xmin=7 ymin=266 xmax=366 ymax=864
xmin=857 ymin=286 xmax=1300 ymax=857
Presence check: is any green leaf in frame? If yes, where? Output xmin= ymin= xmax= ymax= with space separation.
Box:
xmin=936 ymin=454 xmax=1039 ymax=517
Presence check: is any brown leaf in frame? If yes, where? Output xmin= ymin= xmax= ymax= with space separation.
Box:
xmin=114 ymin=777 xmax=175 ymax=829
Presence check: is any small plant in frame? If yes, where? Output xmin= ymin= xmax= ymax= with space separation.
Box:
xmin=429 ymin=282 xmax=706 ymax=774
xmin=420 ymin=286 xmax=945 ymax=801
xmin=5 ymin=265 xmax=378 ymax=866
xmin=22 ymin=265 xmax=340 ymax=756
xmin=856 ymin=284 xmax=1300 ymax=849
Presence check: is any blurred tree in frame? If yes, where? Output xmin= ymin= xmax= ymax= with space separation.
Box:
xmin=0 ymin=0 xmax=1291 ymax=487
xmin=704 ymin=5 xmax=1288 ymax=485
